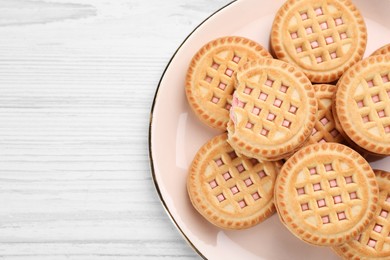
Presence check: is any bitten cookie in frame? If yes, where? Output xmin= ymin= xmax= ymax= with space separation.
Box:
xmin=271 ymin=0 xmax=367 ymax=83
xmin=274 ymin=143 xmax=379 ymax=246
xmin=333 ymin=169 xmax=390 ymax=260
xmin=227 ymin=58 xmax=317 ymax=161
xmin=335 ymin=54 xmax=390 ymax=156
xmin=187 ymin=133 xmax=280 ymax=229
xmin=185 ymin=36 xmax=271 ymax=130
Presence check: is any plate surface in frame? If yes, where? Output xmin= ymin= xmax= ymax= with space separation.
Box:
xmin=149 ymin=0 xmax=390 ymax=259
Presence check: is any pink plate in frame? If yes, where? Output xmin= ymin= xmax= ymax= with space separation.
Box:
xmin=149 ymin=0 xmax=390 ymax=259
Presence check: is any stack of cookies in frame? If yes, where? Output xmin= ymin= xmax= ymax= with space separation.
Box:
xmin=184 ymin=0 xmax=390 ymax=258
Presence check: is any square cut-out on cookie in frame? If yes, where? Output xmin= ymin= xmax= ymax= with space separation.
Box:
xmin=385 ymin=126 xmax=390 ymax=134
xmin=322 ymin=215 xmax=330 ymax=224
xmin=325 ymin=36 xmax=334 ymax=45
xmin=301 ymin=203 xmax=309 ymax=211
xmin=367 ymin=239 xmax=377 ymax=248
xmin=313 ymin=183 xmax=322 ymax=191
xmin=217 ymin=193 xmax=226 ymax=202
xmin=373 ymin=224 xmax=383 ymax=233
xmin=209 ymin=179 xmax=218 ymax=189
xmin=367 ymin=80 xmax=374 ymax=87
xmin=236 ymin=164 xmax=245 ymax=173
xmin=324 ymin=163 xmax=333 ymax=172
xmin=289 ymin=105 xmax=298 ymax=114
xmin=337 ymin=211 xmax=347 ymax=220
xmin=205 ymin=75 xmax=213 ymax=83
xmin=315 ymin=7 xmax=323 ymax=16
xmin=252 ymin=106 xmax=261 ymax=115
xmin=211 ymin=96 xmax=220 ymax=104
xmin=329 ymin=179 xmax=338 ymax=188
xmin=349 ymin=192 xmax=358 ymax=200
xmin=260 ymin=128 xmax=269 ymax=137
xmin=223 ymin=171 xmax=232 ymax=181
xmin=280 ymin=85 xmax=289 ymax=93
xmin=252 ymin=192 xmax=261 ymax=201
xmin=245 ymin=122 xmax=254 ymax=129
xmin=339 ymin=32 xmax=348 ymax=40
xmin=250 ymin=158 xmax=259 ymax=166
xmin=317 ymin=199 xmax=326 ymax=208
xmin=378 ymin=110 xmax=386 ymax=118
xmin=265 ymin=78 xmax=274 ymax=87
xmin=291 ymin=31 xmax=298 ymax=39
xmin=380 ymin=210 xmax=388 ymax=218
xmin=225 ymin=103 xmax=232 ymax=110
xmin=259 ymin=92 xmax=268 ymax=101
xmin=232 ymin=55 xmax=241 ymax=64
xmin=225 ymin=68 xmax=234 ymax=77
xmin=345 ymin=176 xmax=353 ymax=184
xmin=218 ymin=82 xmax=227 ymax=90
xmin=243 ymin=86 xmax=253 ymax=95
xmin=311 ymin=40 xmax=319 ymax=49
xmin=215 ymin=158 xmax=224 ymax=166
xmin=357 ymin=100 xmax=364 ymax=108
xmin=305 ymin=27 xmax=313 ymax=35
xmin=228 ymin=151 xmax=238 ymax=160
xmin=296 ymin=46 xmax=303 ymax=53
xmin=211 ymin=62 xmax=220 ymax=70
xmin=330 ymin=129 xmax=339 ymax=137
xmin=309 ymin=167 xmax=317 ymax=175
xmin=230 ymin=185 xmax=240 ymax=195
xmin=330 ymin=52 xmax=337 ymax=59
xmin=238 ymin=199 xmax=247 ymax=209
xmin=267 ymin=112 xmax=276 ymax=121
xmin=258 ymin=170 xmax=267 ymax=179
xmin=382 ymin=74 xmax=389 ymax=83
xmin=297 ymin=187 xmax=305 ymax=195
xmin=282 ymin=120 xmax=291 ymax=128
xmin=372 ymin=94 xmax=380 ymax=103
xmin=333 ymin=195 xmax=342 ymax=204
xmin=244 ymin=177 xmax=253 ymax=187
xmin=320 ymin=117 xmax=329 ymax=126
xmin=316 ymin=56 xmax=323 ymax=64
xmin=335 ymin=17 xmax=344 ymax=26
xmin=320 ymin=22 xmax=328 ymax=30
xmin=362 ymin=115 xmax=370 ymax=123
xmin=274 ymin=99 xmax=283 ymax=108
xmin=301 ymin=12 xmax=308 ymax=20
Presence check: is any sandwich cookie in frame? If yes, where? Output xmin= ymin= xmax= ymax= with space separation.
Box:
xmin=185 ymin=36 xmax=271 ymax=130
xmin=334 ymin=169 xmax=390 ymax=259
xmin=275 ymin=143 xmax=379 ymax=246
xmin=227 ymin=58 xmax=317 ymax=161
xmin=187 ymin=133 xmax=280 ymax=229
xmin=271 ymin=0 xmax=367 ymax=83
xmin=335 ymin=54 xmax=390 ymax=156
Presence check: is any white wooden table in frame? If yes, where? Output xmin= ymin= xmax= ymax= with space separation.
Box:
xmin=0 ymin=0 xmax=231 ymax=258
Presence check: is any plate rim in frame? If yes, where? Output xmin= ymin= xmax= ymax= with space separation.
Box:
xmin=148 ymin=1 xmax=237 ymax=259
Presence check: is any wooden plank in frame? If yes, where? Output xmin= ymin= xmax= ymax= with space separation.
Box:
xmin=0 ymin=0 xmax=232 ymax=258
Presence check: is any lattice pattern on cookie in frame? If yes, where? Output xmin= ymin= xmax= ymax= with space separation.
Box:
xmin=295 ymin=159 xmax=361 ymax=228
xmin=203 ymin=50 xmax=258 ymax=111
xmin=311 ymin=99 xmax=340 ymax=143
xmin=205 ymin=149 xmax=272 ymax=211
xmin=354 ymin=73 xmax=390 ymax=137
xmin=351 ymin=191 xmax=390 ymax=251
xmin=235 ymin=73 xmax=302 ymax=141
xmin=287 ymin=3 xmax=353 ymax=68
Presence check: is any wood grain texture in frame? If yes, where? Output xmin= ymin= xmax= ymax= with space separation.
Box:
xmin=0 ymin=0 xmax=231 ymax=258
